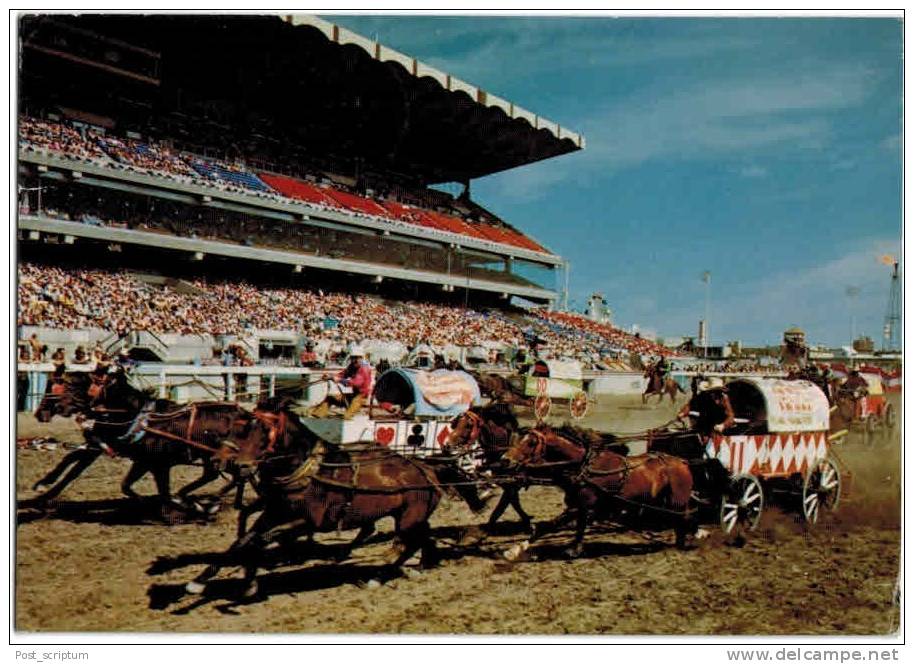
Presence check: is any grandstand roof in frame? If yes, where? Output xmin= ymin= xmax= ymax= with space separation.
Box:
xmin=20 ymin=14 xmax=584 ymax=184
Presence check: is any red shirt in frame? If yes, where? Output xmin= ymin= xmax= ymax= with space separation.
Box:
xmin=337 ymin=362 xmax=373 ymax=397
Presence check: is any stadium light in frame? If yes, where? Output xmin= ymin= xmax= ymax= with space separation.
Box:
xmin=373 ymin=275 xmax=383 ymax=283
xmin=64 ymin=235 xmax=75 ymax=245
xmin=192 ymin=251 xmax=205 ymax=261
xmin=28 ymin=231 xmax=40 ymax=240
xmin=71 ymin=171 xmax=82 ymax=179
xmin=293 ymin=264 xmax=304 ymax=273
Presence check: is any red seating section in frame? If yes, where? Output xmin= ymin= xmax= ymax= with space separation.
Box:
xmin=259 ymin=172 xmax=548 ymax=254
xmin=323 ymin=188 xmax=393 ymax=218
xmin=258 ymin=173 xmax=339 ymax=207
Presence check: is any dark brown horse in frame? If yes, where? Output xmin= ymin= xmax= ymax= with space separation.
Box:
xmin=642 ymin=367 xmax=683 ymax=404
xmin=443 ymin=403 xmax=532 ymax=533
xmin=185 ymin=397 xmax=442 ymax=598
xmin=504 ymin=425 xmax=695 ymax=557
xmin=470 ymin=371 xmax=532 ymax=407
xmin=30 ymin=368 xmax=249 ymax=514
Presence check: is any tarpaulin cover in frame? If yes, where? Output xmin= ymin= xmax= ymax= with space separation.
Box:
xmin=373 ymin=368 xmax=481 ymax=417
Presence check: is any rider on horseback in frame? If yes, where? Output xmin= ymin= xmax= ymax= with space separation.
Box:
xmin=655 ymin=355 xmax=671 ymax=384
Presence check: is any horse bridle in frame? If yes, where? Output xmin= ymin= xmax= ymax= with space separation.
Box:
xmin=252 ymin=409 xmax=288 ymax=455
xmin=444 ymin=410 xmax=484 ymax=455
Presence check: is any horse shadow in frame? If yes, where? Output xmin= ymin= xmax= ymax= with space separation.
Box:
xmin=527 ymin=538 xmax=669 ymax=561
xmin=16 ymin=495 xmax=222 ymax=527
xmin=148 ymin=560 xmax=407 ymax=614
xmin=145 ymin=522 xmax=523 ymax=613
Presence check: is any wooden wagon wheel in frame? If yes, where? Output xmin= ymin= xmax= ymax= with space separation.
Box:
xmin=860 ymin=414 xmax=878 ymax=447
xmin=884 ymin=404 xmax=897 ymax=430
xmin=570 ymin=390 xmax=589 ymax=419
xmin=534 ymin=395 xmax=552 ymax=421
xmin=719 ymin=474 xmax=764 ymax=537
xmin=801 ymin=457 xmax=841 ymax=525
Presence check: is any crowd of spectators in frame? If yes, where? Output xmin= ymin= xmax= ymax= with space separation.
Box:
xmin=98 ymin=135 xmax=198 ymax=180
xmin=531 ymin=310 xmax=676 ymax=360
xmin=17 ymin=262 xmax=697 ymax=367
xmin=17 ymin=262 xmax=526 ymax=349
xmin=19 ymin=116 xmax=109 ymax=164
xmin=21 ymin=183 xmax=534 ymax=288
xmin=19 ymin=116 xmax=546 ymax=255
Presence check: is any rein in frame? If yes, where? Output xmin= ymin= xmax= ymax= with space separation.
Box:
xmin=140 ymin=403 xmax=245 ymax=457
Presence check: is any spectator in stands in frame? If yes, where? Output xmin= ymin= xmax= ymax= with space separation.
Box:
xmin=51 ymin=347 xmax=66 ymax=369
xmin=73 ymin=346 xmax=89 ymax=364
xmin=28 ymin=334 xmax=43 ymax=361
xmin=299 ymin=342 xmax=320 ymax=368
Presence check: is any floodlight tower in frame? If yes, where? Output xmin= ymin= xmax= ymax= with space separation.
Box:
xmin=882 ymin=260 xmax=901 ymax=351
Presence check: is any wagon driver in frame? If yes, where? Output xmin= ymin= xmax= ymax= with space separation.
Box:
xmin=677 ymin=383 xmax=736 ymax=438
xmin=839 ymin=368 xmax=869 ymax=400
xmin=310 ymin=345 xmax=373 ymax=420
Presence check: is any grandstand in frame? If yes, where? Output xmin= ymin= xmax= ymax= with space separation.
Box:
xmin=17 ymin=14 xmax=679 ymax=368
xmin=18 ymin=15 xmax=580 ymax=302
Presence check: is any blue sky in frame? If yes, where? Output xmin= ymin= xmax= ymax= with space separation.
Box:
xmin=328 ymin=15 xmax=903 ymax=348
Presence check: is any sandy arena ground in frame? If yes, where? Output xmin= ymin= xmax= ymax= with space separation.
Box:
xmin=15 ymin=392 xmax=901 ymax=635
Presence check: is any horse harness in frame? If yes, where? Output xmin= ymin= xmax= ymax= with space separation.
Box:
xmin=138 ymin=402 xmax=246 ymax=458
xmin=269 ymin=440 xmax=444 ymax=496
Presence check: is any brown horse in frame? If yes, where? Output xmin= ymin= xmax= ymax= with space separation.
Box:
xmin=642 ymin=368 xmax=683 ymax=404
xmin=184 ymin=397 xmax=442 ymax=598
xmin=470 ymin=371 xmax=532 ymax=407
xmin=443 ymin=403 xmax=533 ymax=533
xmin=30 ymin=368 xmax=249 ymax=514
xmin=505 ymin=425 xmax=695 ymax=557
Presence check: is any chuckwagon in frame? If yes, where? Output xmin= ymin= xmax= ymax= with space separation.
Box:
xmin=523 ymin=358 xmax=590 ymax=420
xmin=302 ymin=368 xmax=482 ymax=457
xmin=834 ymin=372 xmax=896 ymax=442
xmin=650 ymin=377 xmax=844 ymax=538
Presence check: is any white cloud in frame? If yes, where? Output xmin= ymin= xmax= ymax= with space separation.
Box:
xmin=653 ymin=238 xmax=902 ymax=346
xmin=739 ymin=165 xmax=768 ymax=178
xmin=579 ymin=64 xmax=873 ymax=169
xmin=881 ymin=133 xmax=901 ymax=153
xmin=479 ymin=63 xmax=873 ymax=200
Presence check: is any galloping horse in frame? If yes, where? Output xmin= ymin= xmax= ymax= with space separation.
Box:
xmin=185 ymin=396 xmax=442 ymax=598
xmin=470 ymin=371 xmax=531 ymax=407
xmin=504 ymin=425 xmax=695 ymax=557
xmin=642 ymin=364 xmax=683 ymax=404
xmin=443 ymin=403 xmax=532 ymax=533
xmin=30 ymin=368 xmax=250 ymax=514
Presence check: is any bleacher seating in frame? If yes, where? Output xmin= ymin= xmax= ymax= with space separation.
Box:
xmin=258 ymin=173 xmax=340 ymax=207
xmin=323 ymin=187 xmax=394 ymax=218
xmin=19 ymin=116 xmax=552 ymax=255
xmin=188 ymin=158 xmax=271 ymax=192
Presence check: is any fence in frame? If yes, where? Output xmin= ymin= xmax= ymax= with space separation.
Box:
xmin=17 ymin=363 xmax=330 ymax=412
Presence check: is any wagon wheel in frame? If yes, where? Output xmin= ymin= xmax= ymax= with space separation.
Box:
xmin=570 ymin=390 xmax=589 ymax=419
xmin=801 ymin=457 xmax=841 ymax=525
xmin=884 ymin=404 xmax=896 ymax=431
xmin=534 ymin=395 xmax=552 ymax=421
xmin=860 ymin=414 xmax=878 ymax=447
xmin=719 ymin=474 xmax=764 ymax=538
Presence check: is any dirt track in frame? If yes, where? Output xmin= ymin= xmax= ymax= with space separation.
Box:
xmin=15 ymin=393 xmax=901 ymax=635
